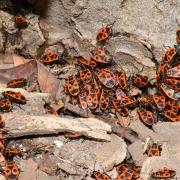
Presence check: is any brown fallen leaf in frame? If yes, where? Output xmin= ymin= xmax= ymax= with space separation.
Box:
xmin=0 ymin=53 xmax=30 ymax=67
xmin=37 ymin=61 xmax=66 ymax=100
xmin=0 ymin=57 xmax=66 ymax=101
xmin=0 ymin=53 xmax=14 ymax=65
xmin=0 ymin=60 xmax=37 ymax=84
xmin=12 ymin=54 xmax=30 ymax=67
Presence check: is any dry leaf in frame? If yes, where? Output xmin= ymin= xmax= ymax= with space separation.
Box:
xmin=0 ymin=60 xmax=37 ymax=84
xmin=37 ymin=62 xmax=66 ymax=100
xmin=12 ymin=54 xmax=30 ymax=66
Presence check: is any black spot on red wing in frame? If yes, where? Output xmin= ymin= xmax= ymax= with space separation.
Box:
xmin=106 ymin=79 xmax=115 ymax=88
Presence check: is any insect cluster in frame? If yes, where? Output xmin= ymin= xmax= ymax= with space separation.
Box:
xmin=92 ymin=163 xmax=141 ymax=180
xmin=22 ymin=25 xmax=180 ymax=180
xmin=0 ymin=78 xmax=27 ymax=113
xmin=93 ymin=164 xmax=176 ymax=180
xmin=63 ymin=25 xmax=179 ymax=179
xmin=92 ymin=142 xmax=173 ymax=180
xmin=0 ymin=78 xmax=28 ymax=180
xmin=0 ymin=115 xmax=21 ymax=180
xmin=64 ymin=24 xmax=180 ymax=127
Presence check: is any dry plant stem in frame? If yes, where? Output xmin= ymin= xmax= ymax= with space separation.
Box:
xmin=3 ymin=114 xmax=112 ymax=141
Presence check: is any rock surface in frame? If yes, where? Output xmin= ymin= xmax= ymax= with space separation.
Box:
xmin=1 ymin=0 xmax=179 ymax=68
xmin=0 ymin=88 xmax=111 ymax=141
xmin=130 ymin=121 xmax=180 ymax=179
xmin=141 ymin=155 xmax=180 ymax=180
xmin=153 ymin=122 xmax=180 ymax=143
xmin=128 ymin=140 xmax=148 ymax=166
xmin=0 ymin=11 xmax=44 ymax=57
xmin=59 ymin=134 xmax=127 ymax=172
xmin=0 ymin=1 xmax=180 ymax=179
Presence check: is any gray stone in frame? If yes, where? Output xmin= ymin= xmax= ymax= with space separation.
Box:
xmin=21 ymin=14 xmax=45 ymax=57
xmin=36 ymin=170 xmax=58 ymax=180
xmin=107 ymin=36 xmax=155 ymax=78
xmin=0 ymin=11 xmax=17 ymax=34
xmin=141 ymin=156 xmax=180 ymax=180
xmin=128 ymin=140 xmax=148 ymax=166
xmin=59 ymin=134 xmax=127 ymax=173
xmin=153 ymin=122 xmax=180 ymax=143
xmin=129 ymin=120 xmax=158 ymax=141
xmin=0 ymin=88 xmax=49 ymax=116
xmin=0 ymin=10 xmax=17 ymax=53
xmin=0 ymin=11 xmax=44 ymax=57
xmin=141 ymin=123 xmax=180 ymax=179
xmin=70 ymin=0 xmax=179 ymax=63
xmin=39 ymin=0 xmax=72 ymax=45
xmin=1 ymin=0 xmax=179 ymax=65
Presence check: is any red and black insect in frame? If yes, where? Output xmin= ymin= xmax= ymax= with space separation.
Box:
xmin=164 ymin=78 xmax=180 ymax=91
xmin=87 ymin=91 xmax=99 ymax=110
xmin=132 ymin=166 xmax=141 ymax=179
xmin=79 ymin=92 xmax=88 ymax=109
xmin=92 ymin=170 xmax=111 ymax=180
xmin=116 ymin=164 xmax=133 ymax=180
xmin=163 ymin=48 xmax=176 ymax=63
xmin=118 ymin=97 xmax=136 ymax=108
xmin=90 ymin=47 xmax=112 ymax=64
xmin=78 ymin=58 xmax=97 ymax=69
xmin=2 ymin=91 xmax=26 ymax=104
xmin=138 ymin=109 xmax=156 ymax=126
xmin=112 ymin=96 xmax=136 ymax=116
xmin=115 ymin=88 xmax=127 ymax=100
xmin=152 ymin=167 xmax=176 ymax=179
xmin=96 ymin=68 xmax=116 ymax=89
xmin=112 ymin=100 xmax=129 ymax=116
xmin=4 ymin=147 xmax=21 ymax=160
xmin=64 ymin=132 xmax=83 ymax=139
xmin=133 ymin=74 xmax=149 ymax=88
xmin=80 ymin=69 xmax=93 ymax=84
xmin=147 ymin=143 xmax=162 ymax=157
xmin=7 ymin=78 xmax=27 ymax=88
xmin=15 ymin=14 xmax=28 ymax=29
xmin=99 ymin=90 xmax=109 ymax=111
xmin=0 ymin=99 xmax=13 ymax=112
xmin=96 ymin=24 xmax=113 ymax=43
xmin=42 ymin=51 xmax=60 ymax=65
xmin=162 ymin=110 xmax=179 ymax=122
xmin=164 ymin=99 xmax=178 ymax=113
xmin=152 ymin=93 xmax=166 ymax=110
xmin=91 ymin=79 xmax=101 ymax=96
xmin=166 ymin=64 xmax=180 ymax=79
xmin=160 ymin=83 xmax=180 ymax=101
xmin=118 ymin=71 xmax=128 ymax=90
xmin=4 ymin=161 xmax=20 ymax=180
xmin=156 ymin=62 xmax=170 ymax=82
xmin=65 ymin=76 xmax=80 ymax=96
